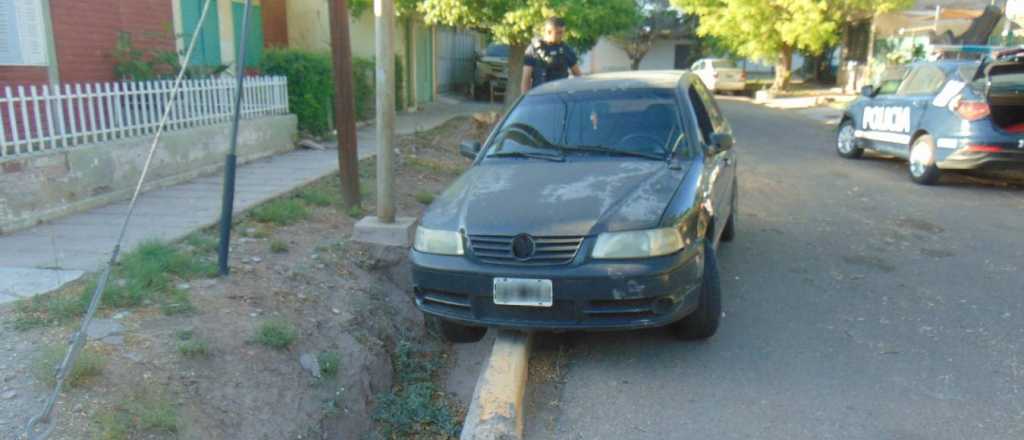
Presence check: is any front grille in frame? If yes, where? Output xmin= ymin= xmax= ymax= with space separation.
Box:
xmin=468 ymin=234 xmax=584 ymax=265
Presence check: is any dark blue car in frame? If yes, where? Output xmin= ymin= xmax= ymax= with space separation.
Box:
xmin=837 ymin=48 xmax=1024 ymax=184
xmin=410 ymin=71 xmax=738 ymax=342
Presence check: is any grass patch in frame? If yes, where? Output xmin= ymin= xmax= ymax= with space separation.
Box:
xmin=270 ymin=239 xmax=289 ymax=254
xmin=372 ymin=341 xmax=461 ymax=438
xmin=318 ymin=351 xmax=340 ymax=377
xmin=297 ymin=186 xmax=337 ymax=207
xmin=250 ymin=198 xmax=309 ymax=225
xmin=160 ymin=289 xmax=195 ymax=316
xmin=92 ymin=386 xmax=180 ymax=439
xmin=183 ymin=230 xmax=218 ymax=255
xmin=255 ymin=318 xmax=297 ymax=350
xmin=178 ymin=339 xmax=210 ymax=358
xmin=406 ymin=157 xmax=461 ymax=176
xmin=14 ymin=287 xmax=85 ymax=330
xmin=239 ymin=221 xmax=273 ymax=238
xmin=414 ymin=191 xmax=435 ymax=205
xmin=33 ymin=344 xmax=107 ymax=388
xmin=347 ymin=205 xmax=365 ymax=219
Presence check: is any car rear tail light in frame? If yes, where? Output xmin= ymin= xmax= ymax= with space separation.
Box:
xmin=963 ymin=144 xmax=1003 ymax=153
xmin=953 ymin=99 xmax=990 ymax=121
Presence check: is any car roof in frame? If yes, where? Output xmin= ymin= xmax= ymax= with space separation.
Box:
xmin=529 ymin=70 xmax=688 ymax=95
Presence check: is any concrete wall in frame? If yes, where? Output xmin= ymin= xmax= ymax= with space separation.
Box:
xmin=285 ymin=0 xmax=409 ymax=61
xmin=582 ymin=38 xmax=693 ymax=73
xmin=0 ymin=114 xmax=297 ymax=235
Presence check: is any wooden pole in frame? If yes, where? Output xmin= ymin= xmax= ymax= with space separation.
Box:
xmin=329 ymin=0 xmax=361 ymax=208
xmin=375 ymin=0 xmax=396 ymax=223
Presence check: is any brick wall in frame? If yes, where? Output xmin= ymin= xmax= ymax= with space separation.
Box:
xmin=49 ymin=0 xmax=176 ymax=83
xmin=0 ymin=67 xmax=49 ymax=89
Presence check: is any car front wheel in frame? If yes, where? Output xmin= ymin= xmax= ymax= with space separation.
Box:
xmin=672 ymin=241 xmax=722 ymax=340
xmin=836 ymin=120 xmax=863 ymax=159
xmin=908 ymin=134 xmax=941 ymax=185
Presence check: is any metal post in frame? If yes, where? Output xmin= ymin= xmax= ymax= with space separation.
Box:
xmin=217 ymin=0 xmax=253 ymax=276
xmin=375 ymin=0 xmax=396 ymax=223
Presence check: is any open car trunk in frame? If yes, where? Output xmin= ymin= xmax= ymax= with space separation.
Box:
xmin=982 ymin=52 xmax=1024 ymax=132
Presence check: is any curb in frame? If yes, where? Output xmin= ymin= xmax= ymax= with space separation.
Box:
xmin=460 ymin=330 xmax=533 ymax=440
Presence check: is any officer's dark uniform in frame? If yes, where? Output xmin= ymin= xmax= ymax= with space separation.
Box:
xmin=524 ymin=38 xmax=578 ymax=88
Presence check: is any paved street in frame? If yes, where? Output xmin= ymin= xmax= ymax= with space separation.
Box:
xmin=524 ymin=99 xmax=1024 ymax=439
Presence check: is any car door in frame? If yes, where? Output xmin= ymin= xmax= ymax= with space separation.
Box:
xmin=860 ymin=65 xmax=944 ymax=157
xmin=688 ymin=81 xmax=735 ymax=243
xmin=854 ymin=65 xmax=909 ymax=153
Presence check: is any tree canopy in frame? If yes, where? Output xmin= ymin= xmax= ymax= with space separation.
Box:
xmin=610 ymin=0 xmax=695 ymax=70
xmin=671 ymin=0 xmax=913 ymax=89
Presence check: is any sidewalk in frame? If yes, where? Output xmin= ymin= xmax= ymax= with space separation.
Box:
xmin=0 ymin=96 xmax=500 ymax=304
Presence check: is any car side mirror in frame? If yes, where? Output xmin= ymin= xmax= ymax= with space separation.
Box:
xmin=709 ymin=133 xmax=734 ymax=153
xmin=860 ymin=85 xmax=875 ymax=97
xmin=459 ymin=140 xmax=482 ymax=159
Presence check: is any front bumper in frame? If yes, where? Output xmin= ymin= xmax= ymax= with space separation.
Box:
xmin=410 ymin=245 xmax=704 ymax=331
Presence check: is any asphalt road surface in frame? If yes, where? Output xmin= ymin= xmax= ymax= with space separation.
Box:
xmin=523 ymin=99 xmax=1024 ymax=440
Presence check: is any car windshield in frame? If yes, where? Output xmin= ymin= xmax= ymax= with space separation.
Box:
xmin=711 ymin=60 xmax=736 ymax=69
xmin=485 ymin=44 xmax=509 ymax=58
xmin=487 ymin=88 xmax=683 ymax=160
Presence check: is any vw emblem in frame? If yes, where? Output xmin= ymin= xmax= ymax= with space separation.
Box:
xmin=511 ymin=234 xmax=536 ymax=259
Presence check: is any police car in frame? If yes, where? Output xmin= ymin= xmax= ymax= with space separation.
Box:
xmin=836 ymin=47 xmax=1024 ymax=185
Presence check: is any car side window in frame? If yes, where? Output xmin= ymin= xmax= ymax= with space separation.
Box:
xmin=692 ymin=80 xmax=726 ymax=133
xmin=897 ymin=65 xmax=946 ymax=96
xmin=688 ymin=86 xmax=714 ymax=144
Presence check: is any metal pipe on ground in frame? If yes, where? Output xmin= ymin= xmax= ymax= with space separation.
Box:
xmin=461 ymin=330 xmax=533 ymax=440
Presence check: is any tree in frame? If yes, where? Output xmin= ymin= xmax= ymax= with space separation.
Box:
xmin=413 ymin=0 xmax=639 ymax=104
xmin=609 ymin=0 xmax=694 ymax=70
xmin=673 ymin=0 xmax=911 ymax=91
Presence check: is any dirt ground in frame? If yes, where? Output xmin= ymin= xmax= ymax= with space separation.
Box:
xmin=0 ymin=115 xmax=494 ymax=440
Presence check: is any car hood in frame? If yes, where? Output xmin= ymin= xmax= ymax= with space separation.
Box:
xmin=420 ymin=158 xmax=688 ymax=236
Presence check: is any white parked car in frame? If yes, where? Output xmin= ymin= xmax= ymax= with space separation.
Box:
xmin=691 ymin=58 xmax=747 ymax=94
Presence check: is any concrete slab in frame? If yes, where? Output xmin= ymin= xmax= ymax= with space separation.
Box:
xmin=461 ymin=330 xmax=533 ymax=440
xmin=352 ymin=216 xmax=417 ymax=247
xmin=0 ymin=267 xmax=86 ymax=304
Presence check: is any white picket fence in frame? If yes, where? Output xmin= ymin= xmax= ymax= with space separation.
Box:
xmin=0 ymin=76 xmax=289 ymax=158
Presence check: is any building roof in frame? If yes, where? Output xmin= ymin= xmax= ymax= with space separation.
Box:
xmin=531 ymin=70 xmax=686 ymax=94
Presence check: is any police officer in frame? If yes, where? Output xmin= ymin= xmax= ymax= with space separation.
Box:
xmin=521 ymin=17 xmax=583 ymax=93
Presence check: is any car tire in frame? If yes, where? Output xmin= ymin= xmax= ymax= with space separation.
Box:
xmin=836 ymin=120 xmax=863 ymax=159
xmin=429 ymin=315 xmax=487 ymax=343
xmin=672 ymin=242 xmax=722 ymax=340
xmin=908 ymin=134 xmax=941 ymax=185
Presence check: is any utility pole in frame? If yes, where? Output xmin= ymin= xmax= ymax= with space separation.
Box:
xmin=329 ymin=0 xmax=361 ymax=208
xmin=375 ymin=0 xmax=396 ymax=223
xmin=217 ymin=0 xmax=254 ymax=276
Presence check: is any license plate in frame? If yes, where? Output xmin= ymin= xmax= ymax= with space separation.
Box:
xmin=493 ymin=278 xmax=553 ymax=307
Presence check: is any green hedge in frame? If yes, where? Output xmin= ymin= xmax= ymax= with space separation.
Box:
xmin=261 ymin=49 xmax=406 ymax=136
xmin=260 ymin=49 xmax=334 ymax=135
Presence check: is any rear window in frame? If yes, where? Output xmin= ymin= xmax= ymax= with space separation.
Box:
xmin=711 ymin=60 xmax=736 ymax=69
xmin=485 ymin=44 xmax=509 ymax=58
xmin=489 ymin=89 xmax=683 ymax=157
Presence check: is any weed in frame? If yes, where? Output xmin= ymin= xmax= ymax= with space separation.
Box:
xmin=33 ymin=345 xmax=107 ymax=388
xmin=175 ymin=329 xmax=194 ymax=340
xmin=251 ymin=199 xmax=309 ymax=225
xmin=178 ymin=339 xmax=210 ymax=358
xmin=184 ymin=231 xmax=218 ymax=254
xmin=318 ymin=351 xmax=340 ymax=377
xmin=372 ymin=341 xmax=461 ymax=438
xmin=14 ymin=287 xmax=86 ymax=330
xmin=414 ymin=191 xmax=435 ymax=205
xmin=239 ymin=222 xmax=273 ymax=238
xmin=92 ymin=386 xmax=180 ymax=439
xmin=160 ymin=289 xmax=195 ymax=316
xmin=347 ymin=205 xmax=365 ymax=219
xmin=297 ymin=186 xmax=336 ymax=207
xmin=406 ymin=157 xmax=461 ymax=176
xmin=270 ymin=239 xmax=289 ymax=253
xmin=256 ymin=318 xmax=297 ymax=349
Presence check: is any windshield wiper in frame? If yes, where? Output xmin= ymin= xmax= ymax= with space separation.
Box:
xmin=489 ymin=151 xmax=565 ymax=162
xmin=558 ymin=144 xmax=665 ymax=160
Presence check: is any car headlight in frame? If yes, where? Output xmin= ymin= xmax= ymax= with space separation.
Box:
xmin=413 ymin=226 xmax=464 ymax=256
xmin=591 ymin=227 xmax=684 ymax=259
